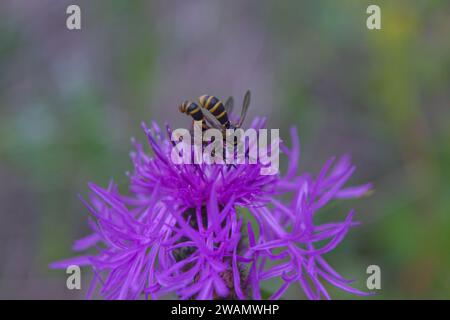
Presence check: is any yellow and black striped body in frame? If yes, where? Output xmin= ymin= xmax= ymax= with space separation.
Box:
xmin=179 ymin=101 xmax=209 ymax=130
xmin=198 ymin=95 xmax=231 ymax=129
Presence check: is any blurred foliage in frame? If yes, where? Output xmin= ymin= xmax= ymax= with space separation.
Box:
xmin=0 ymin=0 xmax=449 ymax=299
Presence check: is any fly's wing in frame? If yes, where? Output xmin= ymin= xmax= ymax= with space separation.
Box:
xmin=202 ymin=107 xmax=224 ymax=130
xmin=224 ymin=96 xmax=234 ymax=115
xmin=237 ymin=90 xmax=251 ymax=128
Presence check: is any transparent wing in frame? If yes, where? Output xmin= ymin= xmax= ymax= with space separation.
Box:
xmin=224 ymin=96 xmax=234 ymax=115
xmin=202 ymin=108 xmax=223 ymax=130
xmin=237 ymin=90 xmax=251 ymax=128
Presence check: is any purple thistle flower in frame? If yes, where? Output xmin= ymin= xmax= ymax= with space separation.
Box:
xmin=50 ymin=116 xmax=371 ymax=300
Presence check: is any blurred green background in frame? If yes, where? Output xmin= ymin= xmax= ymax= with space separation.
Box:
xmin=0 ymin=0 xmax=449 ymax=299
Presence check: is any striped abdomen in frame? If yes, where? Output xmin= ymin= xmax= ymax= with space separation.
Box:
xmin=179 ymin=101 xmax=209 ymax=130
xmin=199 ymin=95 xmax=231 ymax=129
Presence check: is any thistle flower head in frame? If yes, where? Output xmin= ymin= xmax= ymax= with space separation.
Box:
xmin=51 ymin=115 xmax=371 ymax=300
